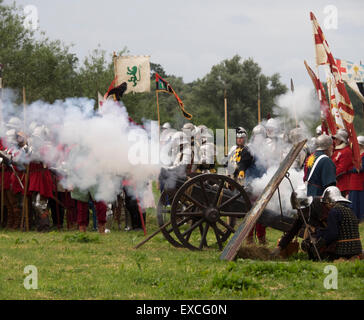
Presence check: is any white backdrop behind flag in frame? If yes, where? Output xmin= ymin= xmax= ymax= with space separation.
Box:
xmin=114 ymin=55 xmax=151 ymax=94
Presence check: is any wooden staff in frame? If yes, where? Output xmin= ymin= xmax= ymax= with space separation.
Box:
xmin=113 ymin=51 xmax=117 ymax=80
xmin=291 ymin=78 xmax=297 ymax=128
xmin=20 ymin=164 xmax=30 ymax=231
xmin=134 ymin=220 xmax=171 ymax=249
xmin=0 ymin=164 xmax=4 ymax=226
xmin=23 ymin=87 xmax=26 ymax=128
xmin=257 ymin=78 xmax=261 ymax=124
xmin=224 ymin=89 xmax=228 ymax=156
xmin=0 ymin=68 xmax=3 ymax=225
xmin=156 ymin=91 xmax=160 ymax=131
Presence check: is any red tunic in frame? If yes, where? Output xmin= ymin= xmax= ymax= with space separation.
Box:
xmin=349 ymin=152 xmax=364 ymax=191
xmin=331 ymin=145 xmax=353 ymax=193
xmin=0 ymin=139 xmax=12 ymax=190
xmin=28 ymin=162 xmax=55 ymax=198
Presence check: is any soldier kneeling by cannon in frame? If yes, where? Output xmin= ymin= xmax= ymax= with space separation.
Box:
xmin=273 ymin=186 xmax=363 ymax=261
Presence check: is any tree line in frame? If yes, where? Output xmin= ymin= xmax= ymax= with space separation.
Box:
xmin=0 ymin=1 xmax=362 ymax=134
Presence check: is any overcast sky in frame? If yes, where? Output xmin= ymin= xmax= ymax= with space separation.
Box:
xmin=5 ymin=0 xmax=364 ymax=87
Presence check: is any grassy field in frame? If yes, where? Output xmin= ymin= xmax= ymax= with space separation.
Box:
xmin=0 ymin=185 xmax=363 ymax=300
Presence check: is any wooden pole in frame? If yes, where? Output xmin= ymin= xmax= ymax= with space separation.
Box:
xmin=134 ymin=220 xmax=171 ymax=249
xmin=21 ymin=165 xmax=30 ymax=231
xmin=257 ymin=78 xmax=261 ymax=124
xmin=23 ymin=87 xmax=26 ymax=129
xmin=220 ymin=140 xmax=307 ymax=261
xmin=0 ymin=66 xmax=3 ymax=226
xmin=156 ymin=91 xmax=160 ymax=131
xmin=291 ymin=78 xmax=297 ymax=128
xmin=0 ymin=164 xmax=4 ymax=226
xmin=224 ymin=89 xmax=228 ymax=156
xmin=113 ymin=51 xmax=117 ymax=87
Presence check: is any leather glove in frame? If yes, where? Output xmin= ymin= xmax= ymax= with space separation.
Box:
xmin=238 ymin=171 xmax=245 ymax=179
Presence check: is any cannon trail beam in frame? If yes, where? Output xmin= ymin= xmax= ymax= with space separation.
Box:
xmin=220 ymin=139 xmax=307 ymax=261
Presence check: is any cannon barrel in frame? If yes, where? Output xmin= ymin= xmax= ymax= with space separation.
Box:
xmin=258 ymin=209 xmax=296 ymax=233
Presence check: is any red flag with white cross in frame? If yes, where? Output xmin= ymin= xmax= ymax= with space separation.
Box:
xmin=310 ymin=12 xmax=361 ymax=170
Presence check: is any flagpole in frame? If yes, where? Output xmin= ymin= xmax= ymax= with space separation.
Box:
xmin=156 ymin=91 xmax=160 ymax=131
xmin=113 ymin=51 xmax=117 ymax=89
xmin=0 ymin=65 xmax=3 ymax=226
xmin=257 ymin=78 xmax=261 ymax=124
xmin=23 ymin=87 xmax=26 ymax=130
xmin=290 ymin=78 xmax=297 ymax=128
xmin=224 ymin=89 xmax=228 ymax=157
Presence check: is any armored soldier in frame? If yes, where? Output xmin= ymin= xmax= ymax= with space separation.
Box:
xmin=228 ymin=127 xmax=266 ymax=244
xmin=273 ymin=185 xmax=328 ymax=259
xmin=227 ymin=127 xmax=253 ymax=184
xmin=303 ymin=134 xmax=336 ymax=196
xmin=1 ymin=124 xmax=30 ymax=230
xmin=27 ymin=125 xmax=56 ymax=232
xmin=314 ymin=186 xmax=362 ymax=261
xmin=288 ymin=127 xmax=310 ymax=171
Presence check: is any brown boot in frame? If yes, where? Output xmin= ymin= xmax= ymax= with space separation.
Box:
xmin=258 ymin=235 xmax=267 ymax=246
xmin=6 ymin=210 xmax=14 ymax=229
xmin=98 ymin=223 xmax=106 ymax=234
xmin=12 ymin=208 xmax=22 ymax=230
xmin=246 ymin=235 xmax=255 ymax=245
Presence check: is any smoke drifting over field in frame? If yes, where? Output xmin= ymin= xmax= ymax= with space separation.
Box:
xmin=0 ymin=91 xmax=160 ymax=204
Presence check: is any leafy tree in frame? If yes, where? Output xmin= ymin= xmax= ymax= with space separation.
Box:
xmin=187 ymin=56 xmax=287 ymax=132
xmin=0 ymin=0 xmax=79 ymax=103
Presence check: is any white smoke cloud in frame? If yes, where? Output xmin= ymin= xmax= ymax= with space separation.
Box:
xmin=274 ymin=85 xmax=320 ymax=123
xmin=0 ymin=91 xmax=161 ymax=204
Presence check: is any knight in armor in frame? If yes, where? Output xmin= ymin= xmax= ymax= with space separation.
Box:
xmin=24 ymin=125 xmax=58 ymax=232
xmin=0 ymin=118 xmax=29 ymax=230
xmin=196 ymin=128 xmax=216 ymax=174
xmin=273 ymin=185 xmax=328 ymax=259
xmin=228 ymin=127 xmax=267 ymax=244
xmin=288 ymin=127 xmax=310 ymax=171
xmin=303 ymin=134 xmax=336 ymax=196
xmin=314 ymin=186 xmax=362 ymax=261
xmin=227 ymin=127 xmax=253 ymax=184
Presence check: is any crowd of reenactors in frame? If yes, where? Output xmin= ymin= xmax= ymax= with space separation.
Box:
xmin=1 ymin=99 xmax=362 ymax=261
xmin=159 ymin=118 xmax=363 ymax=261
xmin=0 ymin=115 xmax=147 ymax=234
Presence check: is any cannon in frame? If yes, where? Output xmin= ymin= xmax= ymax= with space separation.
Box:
xmin=155 ymin=172 xmax=296 ymax=251
xmin=136 ymin=140 xmax=306 ymax=252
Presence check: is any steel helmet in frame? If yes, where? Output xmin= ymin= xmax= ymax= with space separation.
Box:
xmin=290 ymin=185 xmax=313 ymax=210
xmin=6 ymin=117 xmax=22 ymax=129
xmin=162 ymin=122 xmax=171 ymax=130
xmin=333 ymin=129 xmax=348 ymax=144
xmin=315 ymin=125 xmax=322 ymax=136
xmin=236 ymin=127 xmax=247 ymax=138
xmin=289 ymin=127 xmax=304 ymax=144
xmin=321 ymin=186 xmax=351 ymax=205
xmin=315 ymin=134 xmax=333 ymax=151
xmin=182 ymin=123 xmax=194 ymax=131
xmin=266 ymin=118 xmax=280 ymax=138
xmin=252 ymin=124 xmax=267 ymax=138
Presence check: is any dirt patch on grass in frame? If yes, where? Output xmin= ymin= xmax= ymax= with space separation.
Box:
xmin=236 ymin=245 xmax=276 ymax=261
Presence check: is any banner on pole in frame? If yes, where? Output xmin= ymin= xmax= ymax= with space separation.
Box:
xmin=114 ymin=55 xmax=150 ymax=94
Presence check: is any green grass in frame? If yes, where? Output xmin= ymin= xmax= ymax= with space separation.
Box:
xmin=0 ymin=184 xmax=363 ymax=300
